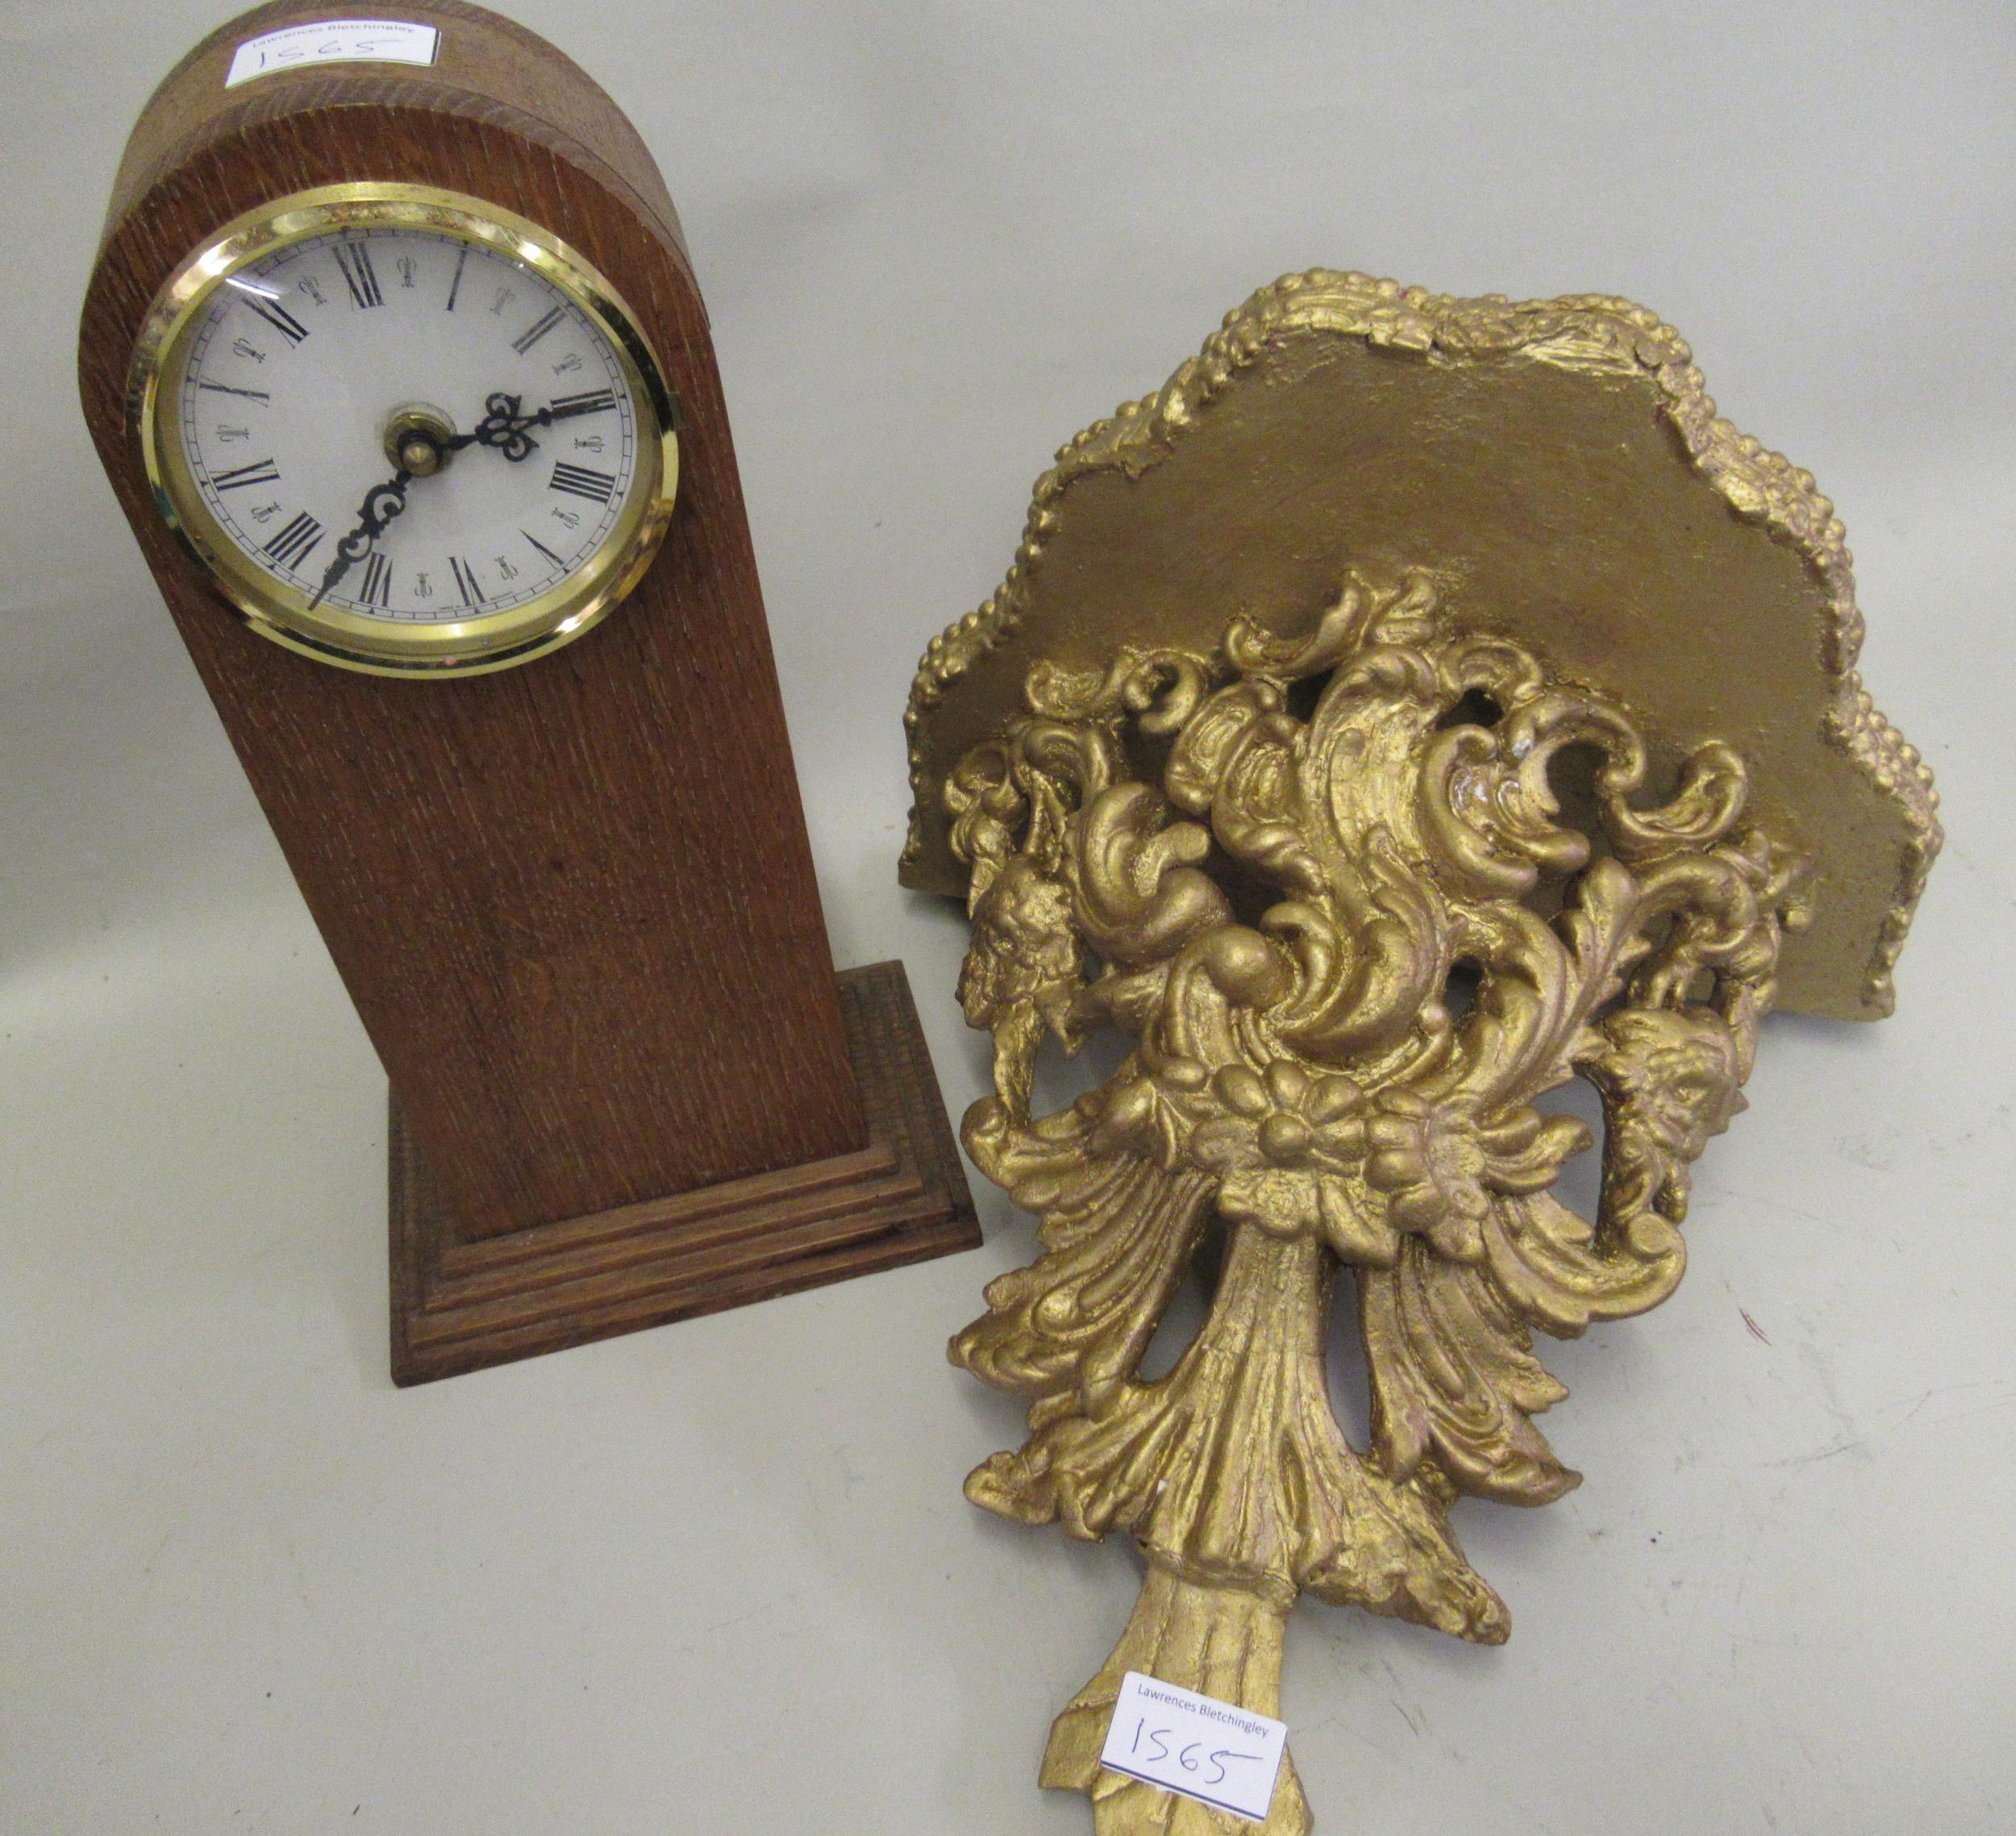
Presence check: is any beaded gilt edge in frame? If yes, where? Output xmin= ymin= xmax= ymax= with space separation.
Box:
xmin=902 ymin=269 xmax=1940 ymax=1014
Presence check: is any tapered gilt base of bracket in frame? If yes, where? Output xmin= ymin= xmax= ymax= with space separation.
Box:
xmin=389 ymin=960 xmax=978 ymax=1385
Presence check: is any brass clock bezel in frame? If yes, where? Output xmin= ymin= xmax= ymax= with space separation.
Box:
xmin=129 ymin=182 xmax=681 ymax=677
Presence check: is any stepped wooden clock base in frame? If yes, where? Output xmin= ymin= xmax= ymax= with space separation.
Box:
xmin=389 ymin=961 xmax=977 ymax=1385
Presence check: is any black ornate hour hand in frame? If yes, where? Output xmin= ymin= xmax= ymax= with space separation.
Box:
xmin=446 ymin=389 xmax=613 ymax=463
xmin=441 ymin=391 xmax=545 ymax=462
xmin=310 ymin=468 xmax=410 ymax=609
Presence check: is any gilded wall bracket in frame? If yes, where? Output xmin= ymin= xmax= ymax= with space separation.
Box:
xmin=902 ymin=272 xmax=1938 ymax=1836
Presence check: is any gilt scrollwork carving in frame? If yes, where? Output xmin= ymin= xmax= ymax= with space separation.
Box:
xmin=944 ymin=569 xmax=1806 ymax=1833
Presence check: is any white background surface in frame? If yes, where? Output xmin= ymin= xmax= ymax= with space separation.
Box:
xmin=3 ymin=4 xmax=2012 ymax=1833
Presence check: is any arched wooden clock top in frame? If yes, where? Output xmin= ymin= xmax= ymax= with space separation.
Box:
xmin=80 ymin=0 xmax=977 ymax=1382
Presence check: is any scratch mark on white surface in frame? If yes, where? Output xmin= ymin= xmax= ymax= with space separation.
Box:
xmin=140 ymin=1526 xmax=177 ymax=1576
xmin=1780 ymin=1436 xmax=1868 ymax=1466
xmin=1769 ymin=1380 xmax=2016 ymax=1466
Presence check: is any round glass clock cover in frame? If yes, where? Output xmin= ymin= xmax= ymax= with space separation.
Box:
xmin=133 ymin=185 xmax=679 ymax=674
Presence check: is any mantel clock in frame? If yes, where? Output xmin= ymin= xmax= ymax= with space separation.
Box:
xmin=81 ymin=1 xmax=976 ymax=1383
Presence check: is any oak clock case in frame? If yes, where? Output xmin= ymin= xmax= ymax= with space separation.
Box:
xmin=80 ymin=0 xmax=977 ymax=1385
xmin=132 ymin=185 xmax=680 ymax=675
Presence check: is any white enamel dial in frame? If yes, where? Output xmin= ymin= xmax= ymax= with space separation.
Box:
xmin=137 ymin=188 xmax=679 ymax=674
xmin=179 ymin=226 xmax=636 ymax=617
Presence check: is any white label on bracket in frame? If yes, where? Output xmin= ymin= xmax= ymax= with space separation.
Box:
xmin=224 ymin=19 xmax=440 ymax=88
xmin=1098 ymin=1671 xmax=1289 ymax=1825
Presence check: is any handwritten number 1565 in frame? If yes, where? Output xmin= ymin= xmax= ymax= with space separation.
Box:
xmin=1129 ymin=1718 xmax=1259 ymax=1787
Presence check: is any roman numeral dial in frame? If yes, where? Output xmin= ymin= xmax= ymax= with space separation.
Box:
xmin=262 ymin=510 xmax=323 ymax=568
xmin=241 ymin=292 xmax=310 ymax=344
xmin=359 ymin=552 xmax=394 ymax=608
xmin=210 ymin=457 xmax=281 ymax=491
xmin=550 ymin=461 xmax=617 ymax=504
xmin=510 ymin=306 xmax=565 ymax=354
xmin=332 ymin=241 xmax=384 ymax=309
xmin=159 ymin=206 xmax=669 ymax=668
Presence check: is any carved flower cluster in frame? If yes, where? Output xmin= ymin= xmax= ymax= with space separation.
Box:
xmin=1172 ymin=1059 xmax=1589 ymax=1264
xmin=1188 ymin=1060 xmax=1367 ymax=1245
xmin=1364 ymin=1097 xmax=1589 ymax=1260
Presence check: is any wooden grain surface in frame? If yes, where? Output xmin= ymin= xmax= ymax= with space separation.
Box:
xmin=101 ymin=0 xmax=689 ymax=260
xmin=389 ymin=961 xmax=980 ymax=1385
xmin=80 ymin=0 xmax=870 ymax=1237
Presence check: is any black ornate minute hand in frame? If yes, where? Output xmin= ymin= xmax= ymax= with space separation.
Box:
xmin=310 ymin=468 xmax=411 ymax=609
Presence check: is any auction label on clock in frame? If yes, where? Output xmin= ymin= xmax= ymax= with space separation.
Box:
xmin=1098 ymin=1671 xmax=1287 ymax=1824
xmin=225 ymin=19 xmax=439 ymax=88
